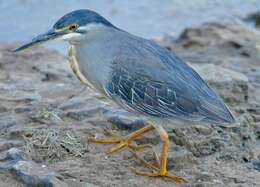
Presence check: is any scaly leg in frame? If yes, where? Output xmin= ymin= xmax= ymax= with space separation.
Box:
xmin=130 ymin=125 xmax=187 ymax=184
xmin=88 ymin=125 xmax=155 ymax=154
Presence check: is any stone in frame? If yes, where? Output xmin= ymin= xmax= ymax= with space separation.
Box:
xmin=0 ymin=112 xmax=17 ymax=131
xmin=167 ymin=147 xmax=198 ymax=170
xmin=0 ymin=82 xmax=41 ymax=103
xmin=66 ymin=106 xmax=109 ymax=121
xmin=253 ymin=160 xmax=260 ymax=171
xmin=244 ymin=11 xmax=260 ymax=28
xmin=10 ymin=161 xmax=67 ymax=187
xmin=0 ymin=148 xmax=67 ymax=187
xmin=171 ymin=126 xmax=227 ymax=157
xmin=0 ymin=141 xmax=24 ymax=152
xmin=6 ymin=148 xmax=27 ymax=161
xmin=194 ymin=172 xmax=216 ymax=182
xmin=108 ymin=114 xmax=145 ymax=131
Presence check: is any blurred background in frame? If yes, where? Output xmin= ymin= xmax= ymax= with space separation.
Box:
xmin=1 ymin=0 xmax=260 ymax=53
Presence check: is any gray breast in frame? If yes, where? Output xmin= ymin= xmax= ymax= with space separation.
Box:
xmin=71 ymin=35 xmax=115 ymax=95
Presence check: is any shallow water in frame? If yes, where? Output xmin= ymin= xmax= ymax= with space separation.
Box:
xmin=0 ymin=0 xmax=259 ymax=53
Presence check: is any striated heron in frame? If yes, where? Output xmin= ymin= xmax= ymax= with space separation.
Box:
xmin=14 ymin=9 xmax=235 ymax=183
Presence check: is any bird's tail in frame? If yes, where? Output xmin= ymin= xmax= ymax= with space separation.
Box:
xmin=198 ymin=97 xmax=236 ymax=127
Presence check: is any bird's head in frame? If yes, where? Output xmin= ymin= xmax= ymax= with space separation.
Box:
xmin=14 ymin=9 xmax=116 ymax=52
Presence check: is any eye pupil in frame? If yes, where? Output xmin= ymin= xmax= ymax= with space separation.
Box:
xmin=69 ymin=24 xmax=78 ymax=31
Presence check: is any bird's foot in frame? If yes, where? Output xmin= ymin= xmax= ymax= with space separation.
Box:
xmin=130 ymin=168 xmax=187 ymax=184
xmin=130 ymin=152 xmax=187 ymax=184
xmin=88 ymin=129 xmax=151 ymax=155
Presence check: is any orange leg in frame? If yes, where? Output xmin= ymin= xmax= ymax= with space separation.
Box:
xmin=130 ymin=126 xmax=187 ymax=184
xmin=89 ymin=123 xmax=187 ymax=183
xmin=88 ymin=125 xmax=155 ymax=154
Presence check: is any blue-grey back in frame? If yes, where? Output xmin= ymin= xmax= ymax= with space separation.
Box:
xmin=103 ymin=30 xmax=235 ymax=124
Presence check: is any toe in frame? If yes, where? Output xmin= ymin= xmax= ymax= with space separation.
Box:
xmin=165 ymin=172 xmax=188 ymax=183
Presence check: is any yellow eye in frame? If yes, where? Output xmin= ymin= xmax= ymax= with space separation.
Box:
xmin=69 ymin=24 xmax=79 ymax=31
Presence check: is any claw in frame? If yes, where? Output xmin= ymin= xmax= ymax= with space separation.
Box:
xmin=88 ymin=128 xmax=153 ymax=155
xmin=128 ymin=144 xmax=152 ymax=151
xmin=88 ymin=124 xmax=187 ymax=183
xmin=130 ymin=167 xmax=187 ymax=183
xmin=131 ymin=152 xmax=158 ymax=171
xmin=130 ymin=149 xmax=188 ymax=183
xmin=88 ymin=137 xmax=120 ymax=144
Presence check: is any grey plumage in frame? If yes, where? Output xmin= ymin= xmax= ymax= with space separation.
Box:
xmin=72 ymin=23 xmax=235 ymax=125
xmin=105 ymin=33 xmax=234 ymax=124
xmin=15 ymin=9 xmax=235 ymax=126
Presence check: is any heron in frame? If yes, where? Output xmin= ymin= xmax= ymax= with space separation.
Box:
xmin=14 ymin=9 xmax=235 ymax=183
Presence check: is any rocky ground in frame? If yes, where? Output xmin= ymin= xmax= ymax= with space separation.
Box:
xmin=0 ymin=21 xmax=260 ymax=187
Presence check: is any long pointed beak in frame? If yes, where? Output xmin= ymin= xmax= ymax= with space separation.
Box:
xmin=14 ymin=29 xmax=66 ymax=52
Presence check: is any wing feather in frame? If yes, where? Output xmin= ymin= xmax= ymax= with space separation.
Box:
xmin=104 ymin=37 xmax=235 ymax=124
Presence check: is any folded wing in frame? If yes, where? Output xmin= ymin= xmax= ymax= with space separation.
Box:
xmin=105 ymin=37 xmax=235 ymax=125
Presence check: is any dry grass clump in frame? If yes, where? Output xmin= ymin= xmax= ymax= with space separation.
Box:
xmin=23 ymin=129 xmax=89 ymax=163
